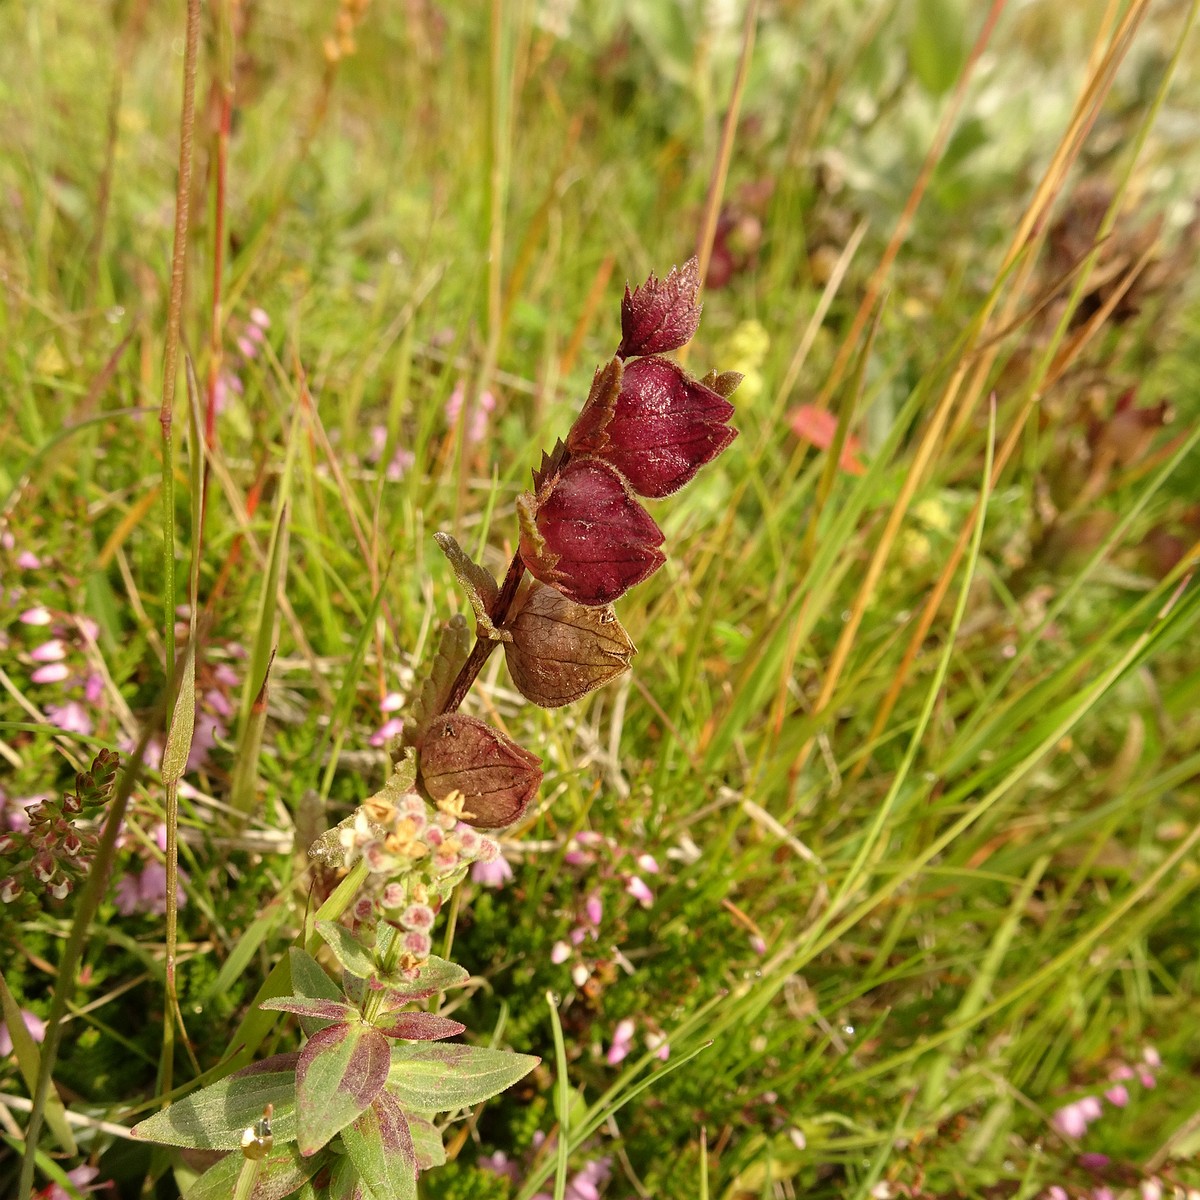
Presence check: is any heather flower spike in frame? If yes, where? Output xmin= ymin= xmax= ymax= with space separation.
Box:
xmin=518 ymin=457 xmax=666 ymax=606
xmin=502 ymin=579 xmax=635 ymax=707
xmin=568 ymin=355 xmax=739 ymax=498
xmin=617 ymin=256 xmax=702 ymax=359
xmin=416 ymin=713 xmax=543 ymax=829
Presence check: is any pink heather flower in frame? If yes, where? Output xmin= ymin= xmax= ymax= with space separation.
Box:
xmin=0 ymin=530 xmax=12 ymax=549
xmin=1079 ymin=1154 xmax=1110 ymax=1171
xmin=17 ymin=551 xmax=41 ymax=569
xmin=381 ymin=883 xmax=405 ymax=908
xmin=563 ymin=849 xmax=588 ymax=866
xmin=1104 ymin=1084 xmax=1129 ymax=1107
xmin=585 ymin=892 xmax=603 ymax=926
xmin=445 ymin=382 xmax=497 ymax=445
xmin=369 ymin=718 xmax=405 ymax=748
xmin=44 ymin=1164 xmax=103 ymax=1200
xmin=246 ymin=324 xmax=265 ymax=346
xmin=457 ymin=827 xmax=481 ymax=856
xmin=1142 ymin=1180 xmax=1164 ymax=1200
xmin=236 ymin=335 xmax=257 ymax=359
xmin=0 ymin=1008 xmax=47 ymax=1056
xmin=187 ymin=714 xmax=224 ymax=772
xmin=1047 ymin=1190 xmax=1068 ymax=1200
xmin=1139 ymin=1069 xmax=1156 ymax=1088
xmin=478 ymin=1151 xmax=519 ymax=1182
xmin=20 ymin=607 xmax=52 ymax=625
xmin=750 ymin=934 xmax=767 ymax=955
xmin=636 ymin=853 xmax=659 ymax=874
xmin=470 ymin=854 xmax=513 ymax=889
xmin=645 ymin=1031 xmax=669 ymax=1061
xmin=1092 ymin=1188 xmax=1114 ymax=1200
xmin=1077 ymin=1096 xmax=1102 ymax=1122
xmin=84 ymin=672 xmax=104 ymax=704
xmin=1111 ymin=1064 xmax=1135 ymax=1081
xmin=606 ymin=1018 xmax=636 ymax=1065
xmin=250 ymin=306 xmax=271 ymax=329
xmin=1052 ymin=1103 xmax=1089 ymax=1138
xmin=569 ymin=926 xmax=587 ymax=946
xmin=31 ymin=662 xmax=69 ymax=684
xmin=565 ymin=1157 xmax=612 ymax=1200
xmin=550 ymin=940 xmax=571 ymax=964
xmin=46 ymin=702 xmax=93 ymax=736
xmin=626 ymin=875 xmax=654 ymax=906
xmin=386 ymin=447 xmax=415 ymax=481
xmin=570 ymin=963 xmax=588 ymax=988
xmin=1142 ymin=1045 xmax=1161 ymax=1068
xmin=381 ymin=691 xmax=405 ymax=712
xmin=30 ymin=639 xmax=66 ymax=662
xmin=205 ymin=687 xmax=235 ymax=720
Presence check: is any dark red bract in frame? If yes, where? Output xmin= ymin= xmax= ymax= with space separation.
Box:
xmin=518 ymin=458 xmax=665 ymax=607
xmin=570 ymin=356 xmax=737 ymax=498
xmin=617 ymin=258 xmax=702 ymax=360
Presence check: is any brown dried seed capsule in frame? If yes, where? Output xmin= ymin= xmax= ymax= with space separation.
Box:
xmin=417 ymin=714 xmax=542 ymax=830
xmin=502 ymin=581 xmax=635 ymax=708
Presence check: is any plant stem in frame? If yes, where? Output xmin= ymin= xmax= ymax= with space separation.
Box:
xmin=439 ymin=550 xmax=527 ymax=715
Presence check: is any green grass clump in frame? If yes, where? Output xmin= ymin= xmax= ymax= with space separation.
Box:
xmin=2 ymin=1 xmax=1199 ymax=1197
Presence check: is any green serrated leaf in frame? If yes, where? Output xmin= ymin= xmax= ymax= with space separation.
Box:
xmin=132 ymin=1067 xmax=298 ymax=1149
xmin=376 ymin=954 xmax=470 ymax=1003
xmin=184 ymin=1145 xmax=328 ymax=1200
xmin=288 ymin=948 xmax=345 ymax=1037
xmin=261 ymin=997 xmax=358 ymax=1023
xmin=315 ymin=921 xmax=378 ymax=981
xmin=296 ymin=1024 xmax=390 ymax=1156
xmin=342 ymin=1091 xmax=417 ymax=1200
xmin=387 ymin=1044 xmax=539 ymax=1112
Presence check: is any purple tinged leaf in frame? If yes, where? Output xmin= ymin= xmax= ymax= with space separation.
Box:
xmin=342 ymin=1091 xmax=418 ymax=1200
xmin=131 ymin=1068 xmax=298 ymax=1150
xmin=296 ymin=1023 xmax=390 ymax=1156
xmin=388 ymin=1043 xmax=540 ymax=1112
xmin=377 ymin=954 xmax=470 ymax=1005
xmin=374 ymin=1011 xmax=465 ymax=1041
xmin=183 ymin=1146 xmax=329 ymax=1200
xmin=313 ymin=921 xmax=377 ymax=981
xmin=260 ymin=997 xmax=357 ymax=1022
xmin=417 ymin=713 xmax=542 ymax=829
xmin=287 ymin=948 xmax=345 ymax=1038
xmin=406 ymin=1114 xmax=446 ymax=1170
xmin=617 ymin=257 xmax=702 ymax=359
xmin=518 ymin=458 xmax=665 ymax=606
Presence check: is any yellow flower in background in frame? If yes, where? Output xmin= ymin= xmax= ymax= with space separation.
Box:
xmin=718 ymin=319 xmax=770 ymax=401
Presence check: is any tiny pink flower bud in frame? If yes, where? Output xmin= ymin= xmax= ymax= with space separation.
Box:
xmin=645 ymin=1032 xmax=669 ymax=1061
xmin=606 ymin=1018 xmax=636 ymax=1065
xmin=617 ymin=258 xmax=702 ymax=359
xmin=1077 ymin=1096 xmax=1102 ymax=1121
xmin=750 ymin=934 xmax=767 ymax=955
xmin=1052 ymin=1103 xmax=1088 ymax=1138
xmin=470 ymin=855 xmax=513 ymax=888
xmin=518 ymin=458 xmax=665 ymax=607
xmin=1104 ymin=1084 xmax=1129 ymax=1107
xmin=1080 ymin=1153 xmax=1110 ymax=1171
xmin=381 ymin=883 xmax=405 ymax=908
xmin=246 ymin=324 xmax=264 ymax=344
xmin=1142 ymin=1179 xmax=1164 ymax=1200
xmin=30 ymin=640 xmax=66 ymax=662
xmin=17 ymin=551 xmax=41 ymax=569
xmin=788 ymin=1128 xmax=806 ymax=1151
xmin=585 ymin=893 xmax=603 ymax=927
xmin=1139 ymin=1069 xmax=1156 ymax=1088
xmin=31 ymin=663 xmax=69 ymax=684
xmin=570 ymin=926 xmax=586 ymax=946
xmin=249 ymin=306 xmax=271 ymax=329
xmin=636 ymin=853 xmax=660 ymax=874
xmin=457 ymin=828 xmax=481 ymax=856
xmin=476 ymin=835 xmax=500 ymax=862
xmin=84 ymin=673 xmax=103 ymax=704
xmin=381 ymin=691 xmax=405 ymax=712
xmin=570 ymin=963 xmax=589 ymax=988
xmin=401 ymin=904 xmax=435 ymax=931
xmin=563 ymin=849 xmax=587 ymax=866
xmin=403 ymin=930 xmax=432 ymax=959
xmin=626 ymin=875 xmax=654 ymax=906
xmin=423 ymin=825 xmax=445 ymax=848
xmin=1142 ymin=1045 xmax=1161 ymax=1068
xmin=236 ymin=335 xmax=257 ymax=359
xmin=551 ymin=941 xmax=571 ymax=964
xmin=369 ymin=717 xmax=405 ymax=747
xmin=1047 ymin=1188 xmax=1068 ymax=1200
xmin=20 ymin=607 xmax=52 ymax=625
xmin=352 ymin=897 xmax=375 ymax=922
